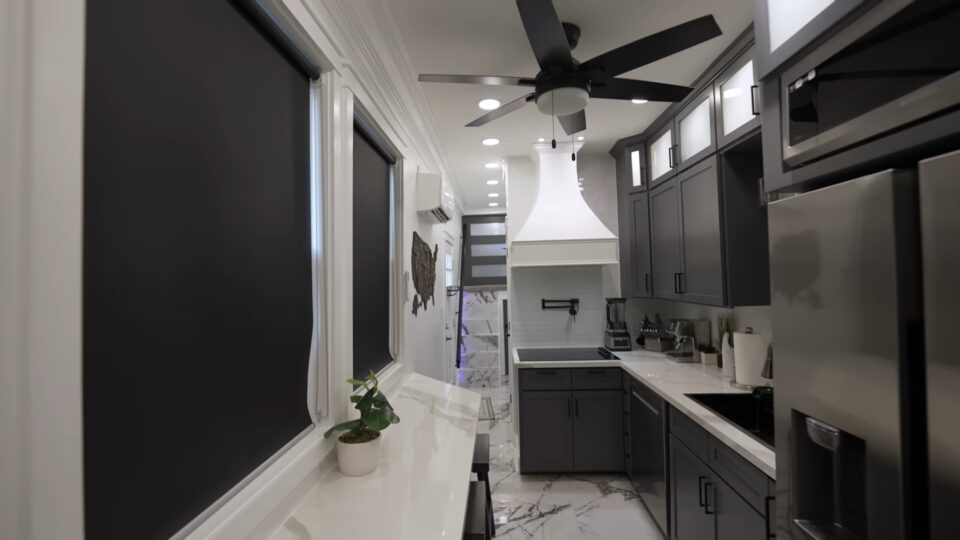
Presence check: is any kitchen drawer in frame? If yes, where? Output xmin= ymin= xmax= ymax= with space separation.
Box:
xmin=519 ymin=368 xmax=571 ymax=391
xmin=708 ymin=437 xmax=768 ymax=514
xmin=572 ymin=368 xmax=621 ymax=390
xmin=669 ymin=407 xmax=709 ymax=462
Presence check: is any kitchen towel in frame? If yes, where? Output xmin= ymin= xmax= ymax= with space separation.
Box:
xmin=733 ymin=331 xmax=768 ymax=387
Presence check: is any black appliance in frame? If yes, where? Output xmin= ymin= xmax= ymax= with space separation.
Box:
xmin=514 ymin=347 xmax=617 ymax=363
xmin=779 ymin=0 xmax=960 ymax=169
xmin=628 ymin=380 xmax=668 ymax=535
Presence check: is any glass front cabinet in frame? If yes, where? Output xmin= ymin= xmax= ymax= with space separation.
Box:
xmin=715 ymin=46 xmax=760 ymax=148
xmin=675 ymin=88 xmax=716 ymax=171
xmin=647 ymin=124 xmax=675 ymax=185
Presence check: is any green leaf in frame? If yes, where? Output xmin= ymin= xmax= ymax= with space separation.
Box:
xmin=346 ymin=378 xmax=365 ymax=386
xmin=323 ymin=418 xmax=365 ymax=439
xmin=349 ymin=395 xmax=362 ymax=403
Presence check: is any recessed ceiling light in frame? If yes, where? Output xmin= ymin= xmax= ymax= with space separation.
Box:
xmin=486 ymin=179 xmax=500 ymax=185
xmin=631 ymin=99 xmax=649 ymax=104
xmin=484 ymin=162 xmax=499 ymax=169
xmin=482 ymin=138 xmax=500 ymax=146
xmin=488 ymin=193 xmax=500 ymax=198
xmin=478 ymin=98 xmax=501 ymax=111
xmin=537 ymin=137 xmax=545 ymax=142
xmin=488 ymin=202 xmax=500 ymax=207
xmin=576 ymin=136 xmax=585 ymax=141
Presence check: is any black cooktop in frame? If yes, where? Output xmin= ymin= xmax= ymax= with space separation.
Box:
xmin=516 ymin=347 xmax=618 ymax=362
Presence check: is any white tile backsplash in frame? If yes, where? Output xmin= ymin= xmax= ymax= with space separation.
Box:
xmin=626 ymin=298 xmax=773 ymax=347
xmin=511 ymin=266 xmax=613 ymax=347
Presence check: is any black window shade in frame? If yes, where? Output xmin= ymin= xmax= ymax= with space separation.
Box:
xmin=83 ymin=1 xmax=313 ymax=538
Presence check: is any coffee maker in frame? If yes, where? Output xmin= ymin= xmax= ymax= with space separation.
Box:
xmin=604 ymin=298 xmax=631 ymax=351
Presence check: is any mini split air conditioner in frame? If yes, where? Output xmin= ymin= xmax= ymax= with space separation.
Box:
xmin=416 ymin=171 xmax=455 ymax=223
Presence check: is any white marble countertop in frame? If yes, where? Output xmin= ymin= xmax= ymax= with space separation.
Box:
xmin=512 ymin=348 xmax=775 ymax=478
xmin=272 ymin=373 xmax=482 ymax=540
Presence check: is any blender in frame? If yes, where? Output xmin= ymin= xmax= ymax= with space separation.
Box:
xmin=603 ymin=298 xmax=631 ymax=351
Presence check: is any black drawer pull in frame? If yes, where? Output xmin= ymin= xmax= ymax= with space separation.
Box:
xmin=644 ymin=272 xmax=651 ymax=292
xmin=765 ymin=496 xmax=776 ymax=538
xmin=704 ymin=482 xmax=715 ymax=515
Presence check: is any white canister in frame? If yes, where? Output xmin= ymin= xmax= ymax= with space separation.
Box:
xmin=721 ymin=332 xmax=736 ymax=378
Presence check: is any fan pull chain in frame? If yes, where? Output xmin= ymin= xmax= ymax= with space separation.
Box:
xmin=571 ymin=134 xmax=576 ymax=162
xmin=551 ymin=99 xmax=557 ymax=149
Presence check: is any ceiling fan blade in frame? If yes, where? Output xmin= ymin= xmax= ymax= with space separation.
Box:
xmin=466 ymin=93 xmax=535 ymax=127
xmin=580 ymin=15 xmax=722 ymax=78
xmin=558 ymin=110 xmax=586 ymax=135
xmin=591 ymin=78 xmax=693 ymax=102
xmin=516 ymin=0 xmax=573 ymax=70
xmin=418 ymin=74 xmax=537 ymax=86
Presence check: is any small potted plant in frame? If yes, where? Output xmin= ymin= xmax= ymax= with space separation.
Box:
xmin=323 ymin=371 xmax=400 ymax=476
xmin=699 ymin=343 xmax=719 ymax=366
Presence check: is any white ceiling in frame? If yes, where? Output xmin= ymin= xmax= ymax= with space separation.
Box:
xmin=387 ymin=0 xmax=754 ymax=212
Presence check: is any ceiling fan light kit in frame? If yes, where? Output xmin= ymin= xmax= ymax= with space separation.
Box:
xmin=418 ymin=0 xmax=722 ymax=136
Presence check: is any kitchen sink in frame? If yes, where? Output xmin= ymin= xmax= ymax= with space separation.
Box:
xmin=686 ymin=390 xmax=775 ymax=449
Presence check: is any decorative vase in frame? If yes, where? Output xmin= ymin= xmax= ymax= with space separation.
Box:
xmin=337 ymin=432 xmax=382 ymax=476
xmin=701 ymin=351 xmax=718 ymax=367
xmin=721 ymin=332 xmax=736 ymax=379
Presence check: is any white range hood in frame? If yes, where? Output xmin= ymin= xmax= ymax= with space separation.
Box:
xmin=511 ymin=141 xmax=618 ymax=267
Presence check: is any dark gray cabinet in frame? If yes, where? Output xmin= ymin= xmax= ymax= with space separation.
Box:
xmin=624 ymin=192 xmax=652 ymax=298
xmin=649 ymin=157 xmax=725 ymax=306
xmin=519 ymin=369 xmax=622 ymax=473
xmin=572 ymin=390 xmax=624 ymax=472
xmin=650 ymin=179 xmax=682 ymax=301
xmin=671 ymin=435 xmax=716 ymax=540
xmin=669 ymin=407 xmax=776 ymax=540
xmin=715 ymin=480 xmax=767 ymax=540
xmin=519 ymin=390 xmax=573 ymax=473
xmin=677 ymin=158 xmax=724 ymax=306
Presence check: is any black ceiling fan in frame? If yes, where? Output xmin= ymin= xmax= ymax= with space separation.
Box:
xmin=418 ymin=0 xmax=722 ymax=135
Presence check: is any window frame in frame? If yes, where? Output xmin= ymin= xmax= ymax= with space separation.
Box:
xmin=353 ymin=102 xmax=404 ymax=367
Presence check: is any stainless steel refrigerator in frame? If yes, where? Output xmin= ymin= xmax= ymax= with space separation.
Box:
xmin=768 ymin=165 xmax=942 ymax=539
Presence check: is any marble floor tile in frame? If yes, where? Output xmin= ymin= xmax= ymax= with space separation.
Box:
xmin=462 ymin=375 xmax=663 ymax=539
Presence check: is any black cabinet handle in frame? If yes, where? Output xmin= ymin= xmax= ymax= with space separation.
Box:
xmin=673 ymin=273 xmax=681 ymax=294
xmin=750 ymin=84 xmax=760 ymax=116
xmin=668 ymin=146 xmax=676 ymax=168
xmin=704 ymin=482 xmax=715 ymax=515
xmin=678 ymin=272 xmax=685 ymax=294
xmin=698 ymin=476 xmax=707 ymax=507
xmin=764 ymin=496 xmax=776 ymax=538
xmin=644 ymin=272 xmax=651 ymax=292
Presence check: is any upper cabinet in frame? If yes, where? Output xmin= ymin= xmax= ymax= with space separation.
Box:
xmin=627 ymin=143 xmax=646 ymax=192
xmin=754 ymin=0 xmax=868 ymax=78
xmin=715 ymin=47 xmax=760 ymax=148
xmin=675 ymin=89 xmax=716 ymax=170
xmin=648 ymin=124 xmax=675 ymax=184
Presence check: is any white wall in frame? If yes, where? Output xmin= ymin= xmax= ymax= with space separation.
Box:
xmin=2 ymin=0 xmax=464 ymax=537
xmin=505 ymin=152 xmax=621 ymax=348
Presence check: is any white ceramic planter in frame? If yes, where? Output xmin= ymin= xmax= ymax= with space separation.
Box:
xmin=337 ymin=432 xmax=382 ymax=476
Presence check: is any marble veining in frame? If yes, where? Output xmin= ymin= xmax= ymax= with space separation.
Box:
xmin=475 ymin=382 xmax=663 ymax=539
xmin=272 ymin=374 xmax=481 ymax=540
xmin=512 ymin=348 xmax=776 ymax=478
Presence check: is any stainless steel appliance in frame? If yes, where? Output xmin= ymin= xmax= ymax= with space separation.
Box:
xmin=780 ymin=0 xmax=960 ymax=168
xmin=769 ymin=169 xmax=925 ymax=539
xmin=919 ymin=150 xmax=960 ymax=540
xmin=664 ymin=319 xmax=709 ymax=363
xmin=604 ymin=298 xmax=631 ymax=351
xmin=627 ymin=379 xmax=668 ymax=535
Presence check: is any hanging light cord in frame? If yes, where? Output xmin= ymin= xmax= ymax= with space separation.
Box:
xmin=551 ymin=98 xmax=557 ymax=149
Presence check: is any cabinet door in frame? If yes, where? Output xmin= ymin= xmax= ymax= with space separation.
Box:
xmin=676 ymin=89 xmax=716 ymax=170
xmin=678 ymin=158 xmax=725 ymax=306
xmin=572 ymin=390 xmax=624 ymax=472
xmin=715 ymin=47 xmax=760 ymax=148
xmin=755 ymin=0 xmax=866 ymax=78
xmin=520 ymin=391 xmax=573 ymax=472
xmin=650 ymin=179 xmax=682 ymax=301
xmin=648 ymin=124 xmax=675 ymax=184
xmin=630 ymin=192 xmax=652 ymax=298
xmin=670 ymin=436 xmax=716 ymax=540
xmin=715 ymin=480 xmax=767 ymax=540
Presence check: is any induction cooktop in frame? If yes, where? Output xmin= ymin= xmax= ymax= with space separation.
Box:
xmin=515 ymin=347 xmax=618 ymax=363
